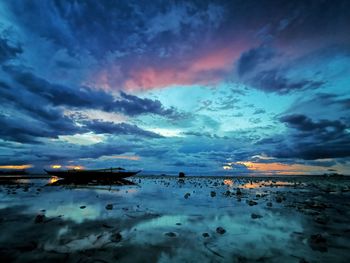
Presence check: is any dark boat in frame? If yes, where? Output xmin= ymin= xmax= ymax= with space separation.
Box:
xmin=44 ymin=167 xmax=141 ymax=180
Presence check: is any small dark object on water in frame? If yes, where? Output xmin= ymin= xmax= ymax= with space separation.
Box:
xmin=179 ymin=172 xmax=185 ymax=178
xmin=105 ymin=204 xmax=113 ymax=210
xmin=34 ymin=214 xmax=45 ymax=223
xmin=111 ymin=232 xmax=122 ymax=242
xmin=202 ymin=233 xmax=210 ymax=238
xmin=266 ymin=202 xmax=273 ymax=207
xmin=176 ymin=222 xmax=182 ymax=225
xmin=236 ymin=188 xmax=242 ymax=195
xmin=80 ymin=206 xmax=86 ymax=209
xmin=251 ymin=213 xmax=263 ymax=219
xmin=184 ymin=193 xmax=191 ymax=199
xmin=275 ymin=196 xmax=283 ymax=203
xmin=165 ymin=232 xmax=177 ymax=237
xmin=248 ymin=200 xmax=258 ymax=206
xmin=216 ymin=227 xmax=226 ymax=234
xmin=210 ymin=191 xmax=216 ymax=197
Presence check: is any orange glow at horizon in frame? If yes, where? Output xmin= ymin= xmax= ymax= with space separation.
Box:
xmin=236 ymin=161 xmax=325 ymax=175
xmin=0 ymin=164 xmax=33 ymax=170
xmin=66 ymin=165 xmax=84 ymax=170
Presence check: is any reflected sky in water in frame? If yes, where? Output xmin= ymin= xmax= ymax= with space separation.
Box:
xmin=0 ymin=176 xmax=350 ymax=262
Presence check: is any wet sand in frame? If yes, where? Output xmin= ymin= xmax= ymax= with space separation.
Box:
xmin=0 ymin=176 xmax=350 ymax=262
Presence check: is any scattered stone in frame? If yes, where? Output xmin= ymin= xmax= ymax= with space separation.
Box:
xmin=184 ymin=193 xmax=191 ymax=199
xmin=210 ymin=191 xmax=216 ymax=197
xmin=34 ymin=214 xmax=45 ymax=224
xmin=275 ymin=196 xmax=283 ymax=203
xmin=105 ymin=204 xmax=113 ymax=210
xmin=80 ymin=206 xmax=86 ymax=209
xmin=251 ymin=213 xmax=263 ymax=219
xmin=179 ymin=172 xmax=185 ymax=178
xmin=165 ymin=232 xmax=177 ymax=237
xmin=111 ymin=232 xmax=122 ymax=242
xmin=202 ymin=233 xmax=210 ymax=238
xmin=216 ymin=227 xmax=226 ymax=234
xmin=248 ymin=200 xmax=258 ymax=206
xmin=308 ymin=234 xmax=328 ymax=252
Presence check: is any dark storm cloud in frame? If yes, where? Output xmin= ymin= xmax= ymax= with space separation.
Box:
xmin=0 ymin=113 xmax=81 ymax=143
xmin=261 ymin=114 xmax=350 ymax=160
xmin=280 ymin=114 xmax=346 ymax=134
xmin=250 ymin=69 xmax=324 ymax=94
xmin=313 ymin=93 xmax=350 ymax=111
xmin=83 ymin=119 xmax=163 ymax=139
xmin=0 ymin=67 xmax=172 ymax=142
xmin=2 ymin=67 xmax=179 ymax=118
xmin=111 ymin=92 xmax=179 ymax=118
xmin=4 ymin=0 xmax=223 ymax=59
xmin=237 ymin=46 xmax=275 ymax=76
xmin=0 ymin=36 xmax=22 ymax=63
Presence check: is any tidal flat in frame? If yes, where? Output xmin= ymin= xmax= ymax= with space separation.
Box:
xmin=0 ymin=176 xmax=349 ymax=263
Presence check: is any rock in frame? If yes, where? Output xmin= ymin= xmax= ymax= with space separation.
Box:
xmin=266 ymin=202 xmax=273 ymax=207
xmin=184 ymin=193 xmax=191 ymax=199
xmin=202 ymin=233 xmax=210 ymax=238
xmin=176 ymin=223 xmax=182 ymax=225
xmin=105 ymin=204 xmax=113 ymax=210
xmin=210 ymin=191 xmax=216 ymax=197
xmin=275 ymin=196 xmax=283 ymax=203
xmin=179 ymin=172 xmax=185 ymax=178
xmin=80 ymin=206 xmax=86 ymax=209
xmin=165 ymin=232 xmax=177 ymax=237
xmin=111 ymin=232 xmax=122 ymax=242
xmin=216 ymin=227 xmax=226 ymax=234
xmin=236 ymin=188 xmax=242 ymax=195
xmin=308 ymin=234 xmax=328 ymax=252
xmin=251 ymin=213 xmax=263 ymax=219
xmin=34 ymin=214 xmax=45 ymax=223
xmin=248 ymin=200 xmax=258 ymax=206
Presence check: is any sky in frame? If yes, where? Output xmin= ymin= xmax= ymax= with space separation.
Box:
xmin=0 ymin=0 xmax=349 ymax=175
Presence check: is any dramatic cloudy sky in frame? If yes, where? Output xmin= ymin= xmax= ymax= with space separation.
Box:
xmin=0 ymin=0 xmax=349 ymax=175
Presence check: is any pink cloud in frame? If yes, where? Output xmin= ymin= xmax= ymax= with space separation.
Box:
xmin=91 ymin=41 xmax=248 ymax=91
xmin=124 ymin=46 xmax=243 ymax=90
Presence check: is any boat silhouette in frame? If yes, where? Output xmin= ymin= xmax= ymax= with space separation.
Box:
xmin=44 ymin=167 xmax=141 ymax=181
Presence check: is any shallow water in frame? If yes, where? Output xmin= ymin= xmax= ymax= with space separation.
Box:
xmin=0 ymin=176 xmax=350 ymax=262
